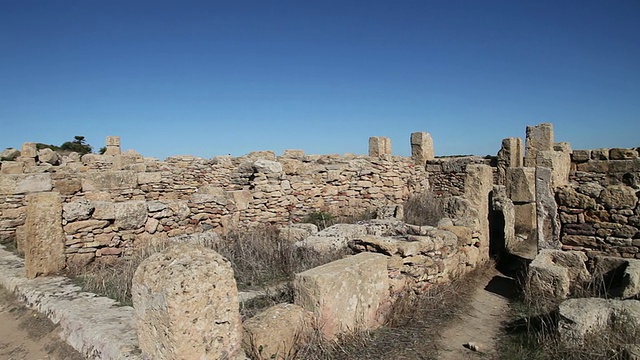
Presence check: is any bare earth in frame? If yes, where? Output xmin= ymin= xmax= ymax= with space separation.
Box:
xmin=437 ymin=267 xmax=513 ymax=359
xmin=0 ymin=286 xmax=85 ymax=360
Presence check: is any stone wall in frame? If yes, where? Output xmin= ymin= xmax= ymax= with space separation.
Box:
xmin=426 ymin=156 xmax=493 ymax=196
xmin=558 ymin=148 xmax=640 ymax=258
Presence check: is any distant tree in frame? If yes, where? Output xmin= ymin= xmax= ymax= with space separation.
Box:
xmin=60 ymin=135 xmax=93 ymax=155
xmin=98 ymin=146 xmax=107 ymax=155
xmin=35 ymin=143 xmax=62 ymax=151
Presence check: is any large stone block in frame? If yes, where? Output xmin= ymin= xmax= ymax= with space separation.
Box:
xmin=524 ymin=123 xmax=554 ymax=167
xmin=132 ymin=244 xmax=242 ymax=360
xmin=536 ymin=167 xmax=561 ymax=250
xmin=368 ymin=136 xmax=392 ymax=157
xmin=227 ymin=190 xmax=253 ymax=211
xmin=464 ymin=164 xmax=493 ymax=255
xmin=24 ymin=192 xmax=65 ymax=278
xmin=243 ymin=303 xmax=313 ymax=360
xmin=0 ymin=173 xmax=52 ymax=194
xmin=527 ymin=249 xmax=589 ymax=300
xmin=21 ymin=142 xmax=37 ymax=158
xmin=294 ymin=252 xmax=389 ymax=339
xmin=114 ymin=201 xmax=148 ymax=230
xmin=610 ymin=148 xmax=638 ymax=160
xmin=537 ymin=148 xmax=571 ymax=188
xmin=599 ymin=185 xmax=637 ymax=210
xmin=514 ymin=202 xmax=536 ymax=237
xmin=82 ymin=171 xmax=138 ymax=191
xmin=410 ymin=132 xmax=434 ymax=165
xmin=506 ymin=167 xmax=536 ymax=203
xmin=497 ymin=137 xmax=523 ymax=184
xmin=295 ymin=223 xmax=367 ymax=252
xmin=0 ymin=161 xmax=24 ymax=174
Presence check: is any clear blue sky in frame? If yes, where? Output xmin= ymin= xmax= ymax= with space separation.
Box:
xmin=1 ymin=1 xmax=638 ymax=159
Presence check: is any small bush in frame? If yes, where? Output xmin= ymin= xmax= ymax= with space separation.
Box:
xmin=303 ymin=211 xmax=336 ymax=230
xmin=403 ymin=191 xmax=445 ymax=226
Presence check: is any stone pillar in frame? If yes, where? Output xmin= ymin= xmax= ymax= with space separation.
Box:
xmin=505 ymin=167 xmax=537 ymax=238
xmin=536 ymin=166 xmax=560 ymax=251
xmin=24 ymin=192 xmax=65 ymax=278
xmin=464 ymin=165 xmax=494 ymax=259
xmin=104 ymin=136 xmax=121 ymax=155
xmin=294 ymin=252 xmax=389 ymax=340
xmin=368 ymin=137 xmax=391 ymax=157
xmin=491 ymin=185 xmax=515 ymax=254
xmin=410 ymin=132 xmax=434 ymax=165
xmin=19 ymin=142 xmax=37 ymax=166
xmin=497 ymin=137 xmax=523 ymax=184
xmin=536 ymin=142 xmax=572 ymax=188
xmin=524 ymin=123 xmax=554 ymax=167
xmin=132 ymin=244 xmax=243 ymax=360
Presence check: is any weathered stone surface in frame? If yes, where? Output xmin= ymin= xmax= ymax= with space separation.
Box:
xmin=243 ymin=303 xmax=313 ymax=360
xmin=524 ymin=123 xmax=554 ymax=167
xmin=527 ymin=249 xmax=589 ymax=300
xmin=576 ymin=182 xmax=604 ymax=198
xmin=137 ymin=172 xmax=162 ymax=184
xmin=559 ymin=298 xmax=640 ymax=345
xmin=24 ymin=192 xmax=65 ymax=278
xmin=63 ymin=200 xmax=94 ymax=222
xmin=114 ymin=201 xmax=148 ymax=230
xmin=190 ymin=193 xmax=227 ymax=205
xmin=132 ymin=244 xmax=242 ymax=360
xmin=104 ymin=136 xmax=122 ymax=156
xmin=610 ymin=148 xmax=638 ymax=160
xmin=37 ymin=148 xmax=60 ymax=165
xmin=294 ymin=252 xmax=389 ymax=339
xmin=295 ymin=224 xmax=367 ymax=252
xmin=53 ymin=178 xmax=82 ymax=195
xmin=278 ymin=223 xmax=318 ymax=243
xmin=21 ymin=142 xmax=37 ymax=158
xmin=497 ymin=137 xmax=523 ymax=184
xmin=0 ymin=174 xmax=52 ymax=194
xmin=0 ymin=161 xmax=24 ymax=174
xmin=556 ymin=186 xmax=596 ymax=209
xmin=599 ymin=185 xmax=637 ymax=210
xmin=571 ymin=149 xmax=591 ymax=163
xmin=368 ymin=136 xmax=392 ymax=157
xmin=506 ymin=167 xmax=536 ymax=202
xmin=536 ymin=167 xmax=561 ymax=250
xmin=0 ymin=148 xmax=20 ymax=161
xmin=410 ymin=132 xmax=434 ymax=165
xmin=253 ymin=159 xmax=282 ymax=174
xmin=227 ymin=190 xmax=253 ymax=210
xmin=492 ymin=185 xmax=516 ymax=250
xmin=82 ymin=171 xmax=137 ymax=191
xmin=63 ymin=219 xmax=109 ymax=234
xmin=93 ymin=201 xmax=116 ymax=220
xmin=464 ymin=165 xmax=493 ymax=256
xmin=537 ymin=148 xmax=571 ymax=187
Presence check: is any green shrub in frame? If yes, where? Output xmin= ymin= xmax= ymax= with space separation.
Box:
xmin=403 ymin=191 xmax=445 ymax=226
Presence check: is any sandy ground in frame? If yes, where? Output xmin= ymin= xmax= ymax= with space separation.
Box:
xmin=0 ymin=286 xmax=85 ymax=360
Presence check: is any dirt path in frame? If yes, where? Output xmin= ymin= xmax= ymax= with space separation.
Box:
xmin=0 ymin=286 xmax=85 ymax=360
xmin=436 ymin=267 xmax=515 ymax=359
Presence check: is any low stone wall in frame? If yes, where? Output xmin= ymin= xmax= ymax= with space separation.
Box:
xmin=426 ymin=156 xmax=492 ymax=196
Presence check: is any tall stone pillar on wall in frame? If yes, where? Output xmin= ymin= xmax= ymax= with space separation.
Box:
xmin=410 ymin=132 xmax=434 ymax=166
xmin=506 ymin=167 xmax=537 ymax=240
xmin=464 ymin=164 xmax=494 ymax=260
xmin=497 ymin=137 xmax=523 ymax=185
xmin=535 ymin=166 xmax=560 ymax=250
xmin=19 ymin=142 xmax=37 ymax=166
xmin=24 ymin=192 xmax=65 ymax=278
xmin=104 ymin=136 xmax=122 ymax=156
xmin=524 ymin=123 xmax=554 ymax=167
xmin=536 ymin=142 xmax=572 ymax=188
xmin=368 ymin=137 xmax=392 ymax=157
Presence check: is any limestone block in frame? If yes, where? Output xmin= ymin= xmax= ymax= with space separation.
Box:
xmin=82 ymin=171 xmax=137 ymax=191
xmin=63 ymin=219 xmax=109 ymax=234
xmin=599 ymin=185 xmax=637 ymax=210
xmin=282 ymin=149 xmax=305 ymax=159
xmin=190 ymin=193 xmax=227 ymax=205
xmin=53 ymin=179 xmax=82 ymax=195
xmin=63 ymin=200 xmax=95 ymax=222
xmin=132 ymin=244 xmax=243 ymax=360
xmin=111 ymin=155 xmax=138 ymax=170
xmin=536 ymin=167 xmax=561 ymax=250
xmin=610 ymin=148 xmax=638 ymax=160
xmin=410 ymin=132 xmax=434 ymax=165
xmin=524 ymin=123 xmax=554 ymax=167
xmin=537 ymin=149 xmax=571 ymax=187
xmin=227 ymin=190 xmax=253 ymax=210
xmin=21 ymin=142 xmax=37 ymax=158
xmin=464 ymin=164 xmax=493 ymax=254
xmin=278 ymin=223 xmax=318 ymax=243
xmin=576 ymin=182 xmax=604 ymax=198
xmin=506 ymin=167 xmax=536 ymax=203
xmin=295 ymin=224 xmax=367 ymax=252
xmin=243 ymin=303 xmax=313 ymax=360
xmin=556 ymin=186 xmax=596 ymax=209
xmin=24 ymin=192 xmax=65 ymax=278
xmin=37 ymin=148 xmax=60 ymax=165
xmin=253 ymin=159 xmax=282 ymax=174
xmin=571 ymin=149 xmax=591 ymax=163
xmin=0 ymin=161 xmax=24 ymax=174
xmin=105 ymin=136 xmax=121 ymax=156
xmin=491 ymin=185 xmax=516 ymax=250
xmin=0 ymin=148 xmax=20 ymax=161
xmin=559 ymin=298 xmax=640 ymax=346
xmin=93 ymin=201 xmax=116 ymax=220
xmin=368 ymin=136 xmax=392 ymax=157
xmin=106 ymin=136 xmax=121 ymax=146
xmin=514 ymin=202 xmax=536 ymax=237
xmin=114 ymin=201 xmax=148 ymax=230
xmin=527 ymin=249 xmax=589 ymax=300
xmin=0 ymin=173 xmax=52 ymax=194
xmin=497 ymin=137 xmax=523 ymax=184
xmin=592 ymin=148 xmax=609 ymax=160
xmin=294 ymin=252 xmax=389 ymax=339
xmin=137 ymin=172 xmax=162 ymax=184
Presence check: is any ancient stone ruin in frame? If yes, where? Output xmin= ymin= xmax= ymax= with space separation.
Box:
xmin=0 ymin=123 xmax=638 ymax=358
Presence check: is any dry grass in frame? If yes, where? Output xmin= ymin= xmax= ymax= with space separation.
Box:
xmin=403 ymin=191 xmax=445 ymax=227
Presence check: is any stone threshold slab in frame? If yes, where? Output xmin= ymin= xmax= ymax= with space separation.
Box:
xmin=0 ymin=245 xmax=141 ymax=359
